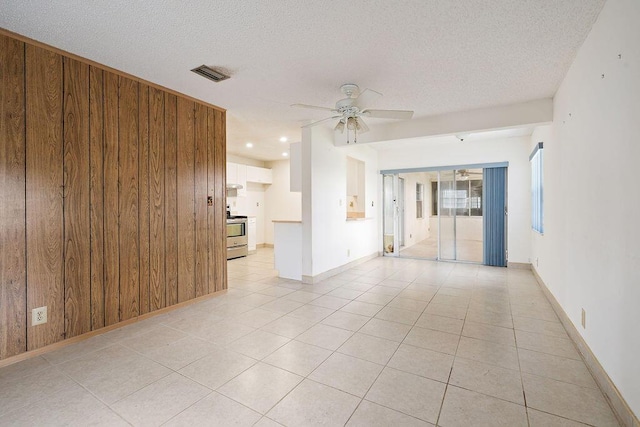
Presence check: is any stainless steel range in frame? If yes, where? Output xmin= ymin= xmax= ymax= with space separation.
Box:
xmin=226 ymin=216 xmax=248 ymax=259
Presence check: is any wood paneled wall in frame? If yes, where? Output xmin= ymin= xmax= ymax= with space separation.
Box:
xmin=0 ymin=32 xmax=227 ymax=360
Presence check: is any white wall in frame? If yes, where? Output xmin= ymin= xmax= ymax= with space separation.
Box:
xmin=264 ymin=159 xmax=302 ymax=244
xmin=302 ymin=126 xmax=379 ymax=277
xmin=377 ymin=136 xmax=531 ymax=263
xmin=531 ymin=0 xmax=640 ymax=415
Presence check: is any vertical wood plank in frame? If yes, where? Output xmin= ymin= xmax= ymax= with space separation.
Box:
xmin=176 ymin=98 xmax=195 ymax=303
xmin=214 ymin=109 xmax=227 ymax=291
xmin=164 ymin=93 xmax=178 ymax=306
xmin=118 ymin=76 xmax=139 ymax=321
xmin=0 ymin=35 xmax=27 ymax=359
xmin=25 ymin=44 xmax=65 ymax=349
xmin=88 ymin=66 xmax=105 ymax=330
xmin=206 ymin=108 xmax=216 ymax=295
xmin=149 ymin=87 xmax=165 ymax=311
xmin=63 ymin=57 xmax=90 ymax=338
xmin=138 ymin=84 xmax=150 ymax=315
xmin=103 ymin=71 xmax=119 ymax=326
xmin=194 ymin=103 xmax=208 ymax=297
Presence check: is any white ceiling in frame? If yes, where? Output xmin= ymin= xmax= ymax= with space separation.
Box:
xmin=1 ymin=0 xmax=604 ymax=160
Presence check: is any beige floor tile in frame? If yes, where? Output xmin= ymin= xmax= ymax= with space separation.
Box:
xmin=365 ymin=367 xmax=446 ymax=423
xmin=359 ymin=318 xmax=412 ymax=342
xmin=415 ymin=313 xmax=464 ymax=335
xmin=462 ymin=321 xmax=516 ymax=346
xmin=466 ymin=308 xmax=513 ymax=328
xmin=255 ymin=286 xmax=296 ymax=297
xmin=326 ymin=287 xmax=365 ymax=300
xmin=449 ymin=357 xmax=524 ymax=404
xmin=399 ymin=288 xmax=438 ymax=301
xmin=41 ymin=335 xmax=116 ymax=365
xmin=178 ymin=347 xmax=256 ymax=390
xmin=515 ymin=330 xmax=581 ymax=360
xmin=226 ymin=330 xmax=290 ymax=359
xmin=322 ymin=310 xmax=370 ymax=331
xmin=511 ymin=303 xmax=558 ymax=322
xmin=522 ymin=373 xmax=619 ymax=426
xmin=143 ymin=336 xmax=219 ymax=370
xmin=431 ymin=294 xmax=470 ymax=308
xmin=0 ymin=368 xmax=78 ymax=416
xmin=192 ymin=320 xmax=256 ymax=346
xmin=387 ymin=343 xmax=453 ymax=383
xmin=404 ymin=326 xmax=460 ymax=355
xmin=232 ymin=308 xmax=284 ymax=329
xmin=309 ymin=353 xmax=383 ymax=397
xmin=0 ymin=356 xmax=50 ymax=382
xmin=438 ymin=385 xmax=528 ymax=427
xmin=346 ymin=400 xmax=433 ymax=426
xmin=424 ymin=303 xmax=467 ymax=320
xmin=527 ymin=408 xmax=593 ymax=426
xmin=218 ymin=363 xmax=302 ymax=414
xmin=295 ymin=324 xmax=354 ymax=350
xmin=58 ymin=344 xmax=172 ymax=404
xmin=342 ymin=281 xmax=375 ymax=292
xmin=356 ymin=292 xmax=396 ymax=305
xmin=263 ymin=340 xmax=332 ymax=376
xmin=368 ymin=285 xmax=402 ymax=296
xmin=120 ymin=325 xmax=188 ymax=354
xmin=518 ymin=348 xmax=598 ymax=389
xmin=341 ymin=300 xmax=384 ymax=317
xmin=164 ymin=392 xmax=261 ymax=426
xmin=379 ymin=279 xmax=411 ymax=289
xmin=388 ymin=297 xmax=429 ymax=312
xmin=253 ymin=416 xmax=285 ymax=426
xmin=283 ymin=290 xmax=322 ymax=303
xmin=513 ymin=316 xmax=568 ymax=338
xmin=112 ymin=373 xmax=211 ymax=426
xmin=375 ymin=306 xmax=421 ymax=325
xmin=289 ymin=304 xmax=335 ymax=322
xmin=456 ymin=336 xmax=520 ymax=370
xmin=237 ymin=293 xmax=278 ymax=307
xmin=259 ymin=298 xmax=305 ymax=314
xmin=309 ymin=295 xmax=350 ymax=310
xmin=0 ymin=381 xmax=128 ymax=426
xmin=267 ymin=379 xmax=360 ymax=426
xmin=337 ymin=333 xmax=400 ymax=365
xmin=260 ymin=315 xmax=317 ymax=339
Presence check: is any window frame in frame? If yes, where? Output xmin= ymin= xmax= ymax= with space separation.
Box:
xmin=530 ymin=142 xmax=544 ymax=234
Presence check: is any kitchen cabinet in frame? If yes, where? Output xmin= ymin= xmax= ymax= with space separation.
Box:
xmin=226 ymin=162 xmax=247 ymax=197
xmin=247 ymin=217 xmax=257 ymax=253
xmin=246 ymin=165 xmax=273 ymax=184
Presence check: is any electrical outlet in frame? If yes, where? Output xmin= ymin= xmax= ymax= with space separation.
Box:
xmin=347 ymin=249 xmax=350 ymax=257
xmin=536 ymin=257 xmax=539 ymax=267
xmin=32 ymin=306 xmax=47 ymax=326
xmin=581 ymin=308 xmax=586 ymax=329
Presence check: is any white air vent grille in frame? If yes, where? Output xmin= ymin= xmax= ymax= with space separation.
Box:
xmin=191 ymin=65 xmax=230 ymax=82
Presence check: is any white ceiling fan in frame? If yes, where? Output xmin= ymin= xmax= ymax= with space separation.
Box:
xmin=292 ymin=84 xmax=414 ymax=143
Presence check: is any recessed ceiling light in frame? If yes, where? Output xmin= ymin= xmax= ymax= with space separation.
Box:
xmin=282 ymin=152 xmax=289 ymax=157
xmin=280 ymin=136 xmax=288 ymax=142
xmin=246 ymin=142 xmax=253 ymax=148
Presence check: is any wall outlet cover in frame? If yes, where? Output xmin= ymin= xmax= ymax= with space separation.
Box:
xmin=32 ymin=306 xmax=47 ymax=326
xmin=581 ymin=308 xmax=586 ymax=329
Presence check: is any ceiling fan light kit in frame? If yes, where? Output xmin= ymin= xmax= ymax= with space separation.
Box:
xmin=293 ymin=83 xmax=414 ymax=144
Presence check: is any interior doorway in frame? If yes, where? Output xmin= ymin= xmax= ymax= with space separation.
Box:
xmin=382 ymin=164 xmax=507 ymax=266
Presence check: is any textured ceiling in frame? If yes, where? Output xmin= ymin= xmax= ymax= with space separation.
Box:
xmin=1 ymin=0 xmax=604 ymax=160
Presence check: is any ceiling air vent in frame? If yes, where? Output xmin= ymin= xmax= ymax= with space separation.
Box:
xmin=191 ymin=65 xmax=230 ymax=82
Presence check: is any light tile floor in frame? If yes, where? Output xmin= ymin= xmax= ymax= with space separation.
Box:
xmin=400 ymin=236 xmax=483 ymax=263
xmin=0 ymin=249 xmax=620 ymax=426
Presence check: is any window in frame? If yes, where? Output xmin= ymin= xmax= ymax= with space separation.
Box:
xmin=530 ymin=142 xmax=544 ymax=233
xmin=416 ymin=183 xmax=424 ymax=219
xmin=431 ymin=179 xmax=483 ymax=216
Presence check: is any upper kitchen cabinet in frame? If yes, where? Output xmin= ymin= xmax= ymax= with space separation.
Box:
xmin=226 ymin=162 xmax=247 ymax=197
xmin=246 ymin=165 xmax=273 ymax=184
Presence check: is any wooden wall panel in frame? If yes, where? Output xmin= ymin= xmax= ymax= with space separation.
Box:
xmin=63 ymin=57 xmax=91 ymax=338
xmin=0 ymin=31 xmax=227 ymax=361
xmin=177 ymin=98 xmax=196 ymax=303
xmin=138 ymin=84 xmax=150 ymax=315
xmin=25 ymin=45 xmax=64 ymax=349
xmin=118 ymin=76 xmax=140 ymax=321
xmin=164 ymin=93 xmax=178 ymax=307
xmin=103 ymin=71 xmax=120 ymax=326
xmin=149 ymin=87 xmax=165 ymax=311
xmin=88 ymin=66 xmax=105 ymax=330
xmin=194 ymin=103 xmax=208 ymax=297
xmin=213 ymin=109 xmax=227 ymax=291
xmin=0 ymin=35 xmax=27 ymax=358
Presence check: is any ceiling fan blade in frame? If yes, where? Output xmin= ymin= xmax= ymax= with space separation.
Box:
xmin=291 ymin=103 xmax=336 ymax=112
xmin=362 ymin=109 xmax=414 ymax=120
xmin=354 ymin=88 xmax=382 ymax=109
xmin=302 ymin=115 xmax=342 ymax=128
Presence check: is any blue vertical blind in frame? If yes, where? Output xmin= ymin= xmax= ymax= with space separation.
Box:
xmin=530 ymin=143 xmax=544 ymax=233
xmin=483 ymin=167 xmax=507 ymax=267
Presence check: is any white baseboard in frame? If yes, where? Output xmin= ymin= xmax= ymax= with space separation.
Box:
xmin=302 ymin=252 xmax=379 ymax=284
xmin=532 ymin=268 xmax=639 ymax=427
xmin=507 ymin=261 xmax=531 ymax=269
